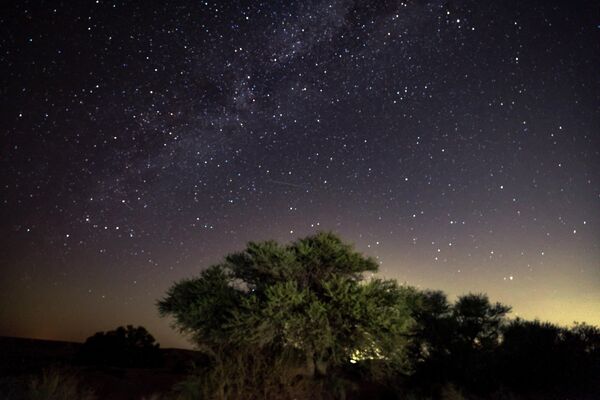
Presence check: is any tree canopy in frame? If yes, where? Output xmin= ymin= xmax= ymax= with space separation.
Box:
xmin=157 ymin=232 xmax=600 ymax=399
xmin=158 ymin=232 xmax=416 ymax=398
xmin=78 ymin=325 xmax=162 ymax=368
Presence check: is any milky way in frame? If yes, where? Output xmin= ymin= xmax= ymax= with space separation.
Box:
xmin=1 ymin=0 xmax=599 ymax=347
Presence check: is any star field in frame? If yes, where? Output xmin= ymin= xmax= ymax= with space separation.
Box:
xmin=1 ymin=0 xmax=599 ymax=348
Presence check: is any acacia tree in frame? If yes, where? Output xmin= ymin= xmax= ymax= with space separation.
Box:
xmin=158 ymin=232 xmax=415 ymax=398
xmin=78 ymin=325 xmax=162 ymax=368
xmin=408 ymin=292 xmax=511 ymax=391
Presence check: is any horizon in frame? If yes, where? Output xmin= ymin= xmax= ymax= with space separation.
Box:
xmin=2 ymin=258 xmax=599 ymax=350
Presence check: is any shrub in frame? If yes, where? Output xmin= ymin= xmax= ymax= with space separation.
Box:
xmin=78 ymin=325 xmax=163 ymax=368
xmin=27 ymin=367 xmax=96 ymax=400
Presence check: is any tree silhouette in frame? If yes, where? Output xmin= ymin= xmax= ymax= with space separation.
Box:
xmin=407 ymin=290 xmax=455 ymax=383
xmin=499 ymin=319 xmax=600 ymax=396
xmin=78 ymin=325 xmax=163 ymax=368
xmin=451 ymin=294 xmax=510 ymax=390
xmin=408 ymin=292 xmax=510 ymax=392
xmin=156 ymin=232 xmax=600 ymax=399
xmin=452 ymin=293 xmax=510 ymax=350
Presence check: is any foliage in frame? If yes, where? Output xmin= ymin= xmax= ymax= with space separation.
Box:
xmin=498 ymin=319 xmax=600 ymax=395
xmin=408 ymin=293 xmax=600 ymax=398
xmin=27 ymin=367 xmax=96 ymax=400
xmin=158 ymin=231 xmax=600 ymax=399
xmin=452 ymin=293 xmax=511 ymax=350
xmin=78 ymin=325 xmax=163 ymax=368
xmin=408 ymin=291 xmax=511 ymax=392
xmin=159 ymin=232 xmax=416 ymax=398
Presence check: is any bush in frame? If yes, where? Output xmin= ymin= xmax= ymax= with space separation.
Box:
xmin=499 ymin=319 xmax=600 ymax=395
xmin=27 ymin=367 xmax=96 ymax=400
xmin=78 ymin=325 xmax=163 ymax=368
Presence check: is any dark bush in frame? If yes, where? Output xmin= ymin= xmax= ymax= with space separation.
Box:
xmin=78 ymin=325 xmax=163 ymax=368
xmin=499 ymin=319 xmax=600 ymax=396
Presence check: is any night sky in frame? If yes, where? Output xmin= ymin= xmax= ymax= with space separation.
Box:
xmin=1 ymin=0 xmax=599 ymax=349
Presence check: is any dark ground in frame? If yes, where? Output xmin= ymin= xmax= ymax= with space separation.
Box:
xmin=2 ymin=336 xmax=599 ymax=400
xmin=0 ymin=336 xmax=197 ymax=399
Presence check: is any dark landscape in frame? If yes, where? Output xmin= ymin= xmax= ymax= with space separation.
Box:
xmin=1 ymin=0 xmax=599 ymax=398
xmin=1 ymin=234 xmax=600 ymax=399
xmin=0 ymin=336 xmax=195 ymax=399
